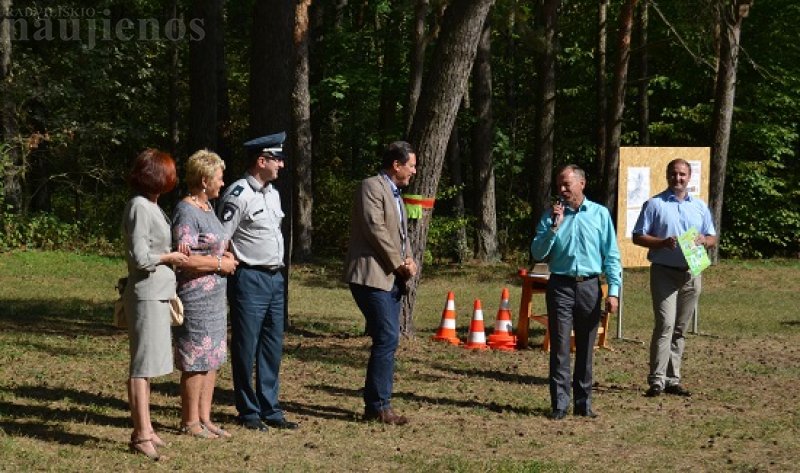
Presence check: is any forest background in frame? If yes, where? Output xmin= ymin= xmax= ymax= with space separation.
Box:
xmin=1 ymin=3 xmax=798 ymax=469
xmin=0 ymin=0 xmax=798 ymax=266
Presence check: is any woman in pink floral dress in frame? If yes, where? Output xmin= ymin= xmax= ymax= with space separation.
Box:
xmin=172 ymin=149 xmax=238 ymax=439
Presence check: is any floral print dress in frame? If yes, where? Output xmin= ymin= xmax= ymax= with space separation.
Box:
xmin=172 ymin=200 xmax=228 ymax=372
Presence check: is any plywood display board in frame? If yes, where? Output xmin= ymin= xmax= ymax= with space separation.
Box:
xmin=616 ymin=147 xmax=710 ymax=268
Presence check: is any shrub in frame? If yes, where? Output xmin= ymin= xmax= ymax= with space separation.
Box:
xmin=0 ymin=211 xmax=120 ymax=255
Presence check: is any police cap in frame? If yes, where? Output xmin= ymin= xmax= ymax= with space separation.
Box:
xmin=243 ymin=131 xmax=287 ymax=160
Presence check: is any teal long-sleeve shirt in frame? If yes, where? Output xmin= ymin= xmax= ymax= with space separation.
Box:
xmin=530 ymin=198 xmax=622 ymax=297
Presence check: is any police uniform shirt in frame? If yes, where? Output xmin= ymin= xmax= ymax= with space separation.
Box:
xmin=218 ymin=173 xmax=285 ymax=268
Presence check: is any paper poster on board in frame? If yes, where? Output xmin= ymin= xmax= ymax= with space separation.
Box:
xmin=688 ymin=161 xmax=702 ymax=197
xmin=625 ymin=166 xmax=650 ymax=237
xmin=626 ymin=167 xmax=650 ymax=208
xmin=618 ymin=147 xmax=710 ymax=269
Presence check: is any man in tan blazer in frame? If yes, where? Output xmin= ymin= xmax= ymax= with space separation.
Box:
xmin=344 ymin=141 xmax=418 ymax=425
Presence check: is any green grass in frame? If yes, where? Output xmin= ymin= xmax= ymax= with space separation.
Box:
xmin=1 ymin=251 xmax=799 ymax=471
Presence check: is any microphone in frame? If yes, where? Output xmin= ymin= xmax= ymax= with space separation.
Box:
xmin=550 ymin=196 xmax=565 ymax=228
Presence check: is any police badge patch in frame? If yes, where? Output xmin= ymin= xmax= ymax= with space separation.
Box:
xmin=222 ymin=203 xmax=238 ymax=222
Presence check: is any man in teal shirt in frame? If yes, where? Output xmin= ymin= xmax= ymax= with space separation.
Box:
xmin=531 ymin=164 xmax=621 ymax=420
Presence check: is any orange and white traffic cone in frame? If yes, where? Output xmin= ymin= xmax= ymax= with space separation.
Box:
xmin=464 ymin=299 xmax=489 ymax=350
xmin=432 ymin=291 xmax=461 ymax=345
xmin=488 ymin=288 xmax=517 ymax=351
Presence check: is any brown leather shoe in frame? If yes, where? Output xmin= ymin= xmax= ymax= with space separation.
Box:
xmin=363 ymin=408 xmax=409 ymax=425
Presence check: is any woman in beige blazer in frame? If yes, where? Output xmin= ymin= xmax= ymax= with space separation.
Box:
xmin=122 ymin=149 xmax=187 ymax=460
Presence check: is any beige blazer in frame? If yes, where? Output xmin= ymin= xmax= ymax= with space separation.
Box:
xmin=343 ymin=175 xmax=411 ymax=291
xmin=122 ymin=195 xmax=177 ymax=301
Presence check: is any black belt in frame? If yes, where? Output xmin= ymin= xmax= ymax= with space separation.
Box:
xmin=550 ymin=273 xmax=598 ymax=282
xmin=653 ymin=263 xmax=689 ymax=272
xmin=239 ymin=262 xmax=282 ymax=274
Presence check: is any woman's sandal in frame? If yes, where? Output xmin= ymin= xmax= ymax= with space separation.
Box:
xmin=202 ymin=422 xmax=232 ymax=439
xmin=149 ymin=431 xmax=168 ymax=448
xmin=179 ymin=421 xmax=218 ymax=439
xmin=129 ymin=436 xmax=160 ymax=461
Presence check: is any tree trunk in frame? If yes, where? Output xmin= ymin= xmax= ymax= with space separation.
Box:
xmin=309 ymin=2 xmax=324 ymax=182
xmin=166 ymin=0 xmax=180 ymax=157
xmin=400 ymin=0 xmax=494 ymax=336
xmin=594 ymin=0 xmax=609 ymax=191
xmin=445 ymin=123 xmax=470 ymax=263
xmin=602 ymin=0 xmax=638 ymax=216
xmin=1 ymin=0 xmax=23 ymax=211
xmin=334 ymin=0 xmax=347 ymax=30
xmin=405 ymin=0 xmax=430 ymax=137
xmin=188 ymin=0 xmax=222 ymax=152
xmin=636 ymin=0 xmax=649 ymax=145
xmin=29 ymin=146 xmax=51 ymax=212
xmin=250 ymin=0 xmax=294 ymax=136
xmin=471 ymin=17 xmax=499 ymax=262
xmin=709 ymin=0 xmax=751 ymax=262
xmin=215 ymin=3 xmax=232 ymax=164
xmin=378 ymin=0 xmax=403 ymax=146
xmin=292 ymin=0 xmax=314 ymax=262
xmin=503 ymin=4 xmax=519 ymax=163
xmin=531 ymin=0 xmax=559 ymax=227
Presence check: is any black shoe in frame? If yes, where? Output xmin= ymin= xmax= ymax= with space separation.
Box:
xmin=574 ymin=409 xmax=598 ymax=418
xmin=263 ymin=418 xmax=299 ymax=430
xmin=664 ymin=384 xmax=692 ymax=397
xmin=645 ymin=385 xmax=663 ymax=397
xmin=237 ymin=418 xmax=268 ymax=431
xmin=548 ymin=409 xmax=567 ymax=420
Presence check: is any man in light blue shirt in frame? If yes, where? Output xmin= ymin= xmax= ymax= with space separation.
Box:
xmin=633 ymin=159 xmax=717 ymax=398
xmin=531 ymin=164 xmax=621 ymax=420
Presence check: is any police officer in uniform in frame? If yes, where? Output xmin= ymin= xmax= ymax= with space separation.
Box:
xmin=218 ymin=132 xmax=298 ymax=431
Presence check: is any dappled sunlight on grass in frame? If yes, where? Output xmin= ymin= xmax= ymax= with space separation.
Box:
xmin=0 ymin=252 xmax=798 ymax=471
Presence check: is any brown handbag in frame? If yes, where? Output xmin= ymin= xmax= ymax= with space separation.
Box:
xmin=113 ymin=277 xmax=128 ymax=329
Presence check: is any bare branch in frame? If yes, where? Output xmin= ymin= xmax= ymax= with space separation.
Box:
xmin=650 ymin=0 xmax=715 ymax=71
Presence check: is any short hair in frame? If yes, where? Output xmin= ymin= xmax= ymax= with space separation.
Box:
xmin=556 ymin=164 xmax=586 ymax=181
xmin=128 ymin=148 xmax=177 ymax=195
xmin=185 ymin=149 xmax=225 ymax=190
xmin=381 ymin=141 xmax=415 ymax=171
xmin=246 ymin=149 xmax=267 ymax=168
xmin=667 ymin=159 xmax=691 ymax=175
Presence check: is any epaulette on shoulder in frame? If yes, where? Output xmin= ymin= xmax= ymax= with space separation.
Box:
xmin=231 ymin=185 xmax=244 ymax=197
